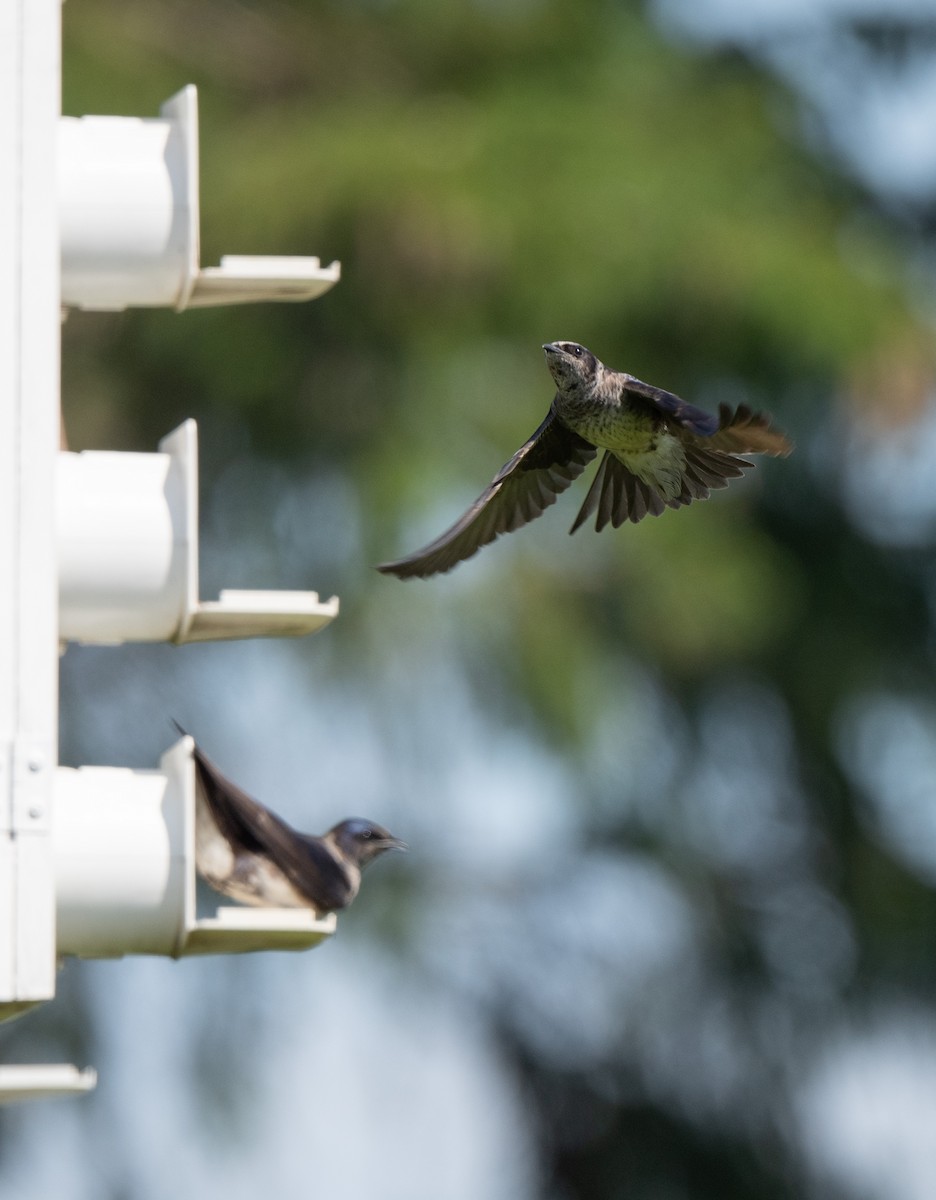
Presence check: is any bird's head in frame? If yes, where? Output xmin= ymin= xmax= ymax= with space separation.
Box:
xmin=326 ymin=818 xmax=408 ymax=869
xmin=543 ymin=341 xmax=599 ymax=393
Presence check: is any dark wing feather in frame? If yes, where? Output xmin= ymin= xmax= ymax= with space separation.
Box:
xmin=622 ymin=376 xmax=793 ymax=459
xmin=186 ymin=733 xmax=344 ymax=908
xmin=190 ymin=741 xmax=295 ymax=857
xmin=569 ymin=445 xmax=756 ymax=534
xmin=569 ymin=451 xmax=607 ymax=533
xmin=377 ymin=407 xmax=596 ymax=579
xmin=621 ymin=374 xmax=720 ymax=436
xmin=569 ymin=453 xmax=666 ymax=532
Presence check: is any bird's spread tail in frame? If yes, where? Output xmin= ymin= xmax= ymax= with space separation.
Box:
xmin=709 ymin=403 xmax=793 ymax=457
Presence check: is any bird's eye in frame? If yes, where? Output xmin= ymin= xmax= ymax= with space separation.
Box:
xmin=571 ymin=345 xmax=583 ymax=358
xmin=359 ymin=829 xmax=373 ymax=839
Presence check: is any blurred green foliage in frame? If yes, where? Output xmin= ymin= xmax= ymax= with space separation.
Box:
xmin=61 ymin=0 xmax=926 ymax=699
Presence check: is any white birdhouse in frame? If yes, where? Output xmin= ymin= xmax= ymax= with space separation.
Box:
xmin=2 ymin=0 xmax=344 ymax=1101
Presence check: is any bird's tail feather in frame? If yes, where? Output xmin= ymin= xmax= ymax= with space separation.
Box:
xmin=708 ymin=404 xmax=793 ymax=457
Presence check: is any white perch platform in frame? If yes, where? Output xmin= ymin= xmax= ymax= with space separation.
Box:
xmin=0 ymin=1065 xmax=98 ymax=1104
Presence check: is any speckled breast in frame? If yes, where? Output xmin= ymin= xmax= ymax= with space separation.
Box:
xmin=555 ymin=392 xmax=660 ymax=454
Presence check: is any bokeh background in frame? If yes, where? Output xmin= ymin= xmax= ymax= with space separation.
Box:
xmin=4 ymin=0 xmax=936 ymax=1196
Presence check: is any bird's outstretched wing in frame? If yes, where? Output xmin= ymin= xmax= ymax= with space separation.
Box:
xmin=569 ymin=446 xmax=752 ymax=532
xmin=377 ymin=408 xmax=597 ymax=579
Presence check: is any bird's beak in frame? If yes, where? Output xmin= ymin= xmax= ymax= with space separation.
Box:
xmin=381 ymin=836 xmax=408 ymax=852
xmin=542 ymin=342 xmax=560 ymax=356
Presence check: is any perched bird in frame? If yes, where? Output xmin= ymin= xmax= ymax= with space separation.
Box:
xmin=174 ymin=724 xmax=406 ymax=915
xmin=377 ymin=341 xmax=792 ymax=579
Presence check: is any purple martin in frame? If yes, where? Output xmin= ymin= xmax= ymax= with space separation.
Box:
xmin=377 ymin=341 xmax=793 ymax=580
xmin=175 ymin=725 xmax=406 ymax=915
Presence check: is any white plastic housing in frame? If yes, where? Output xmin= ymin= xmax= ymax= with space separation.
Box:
xmin=57 ymin=422 xmax=195 ymax=643
xmin=59 ymin=87 xmax=198 ymax=309
xmin=59 ymin=85 xmax=340 ymax=311
xmin=54 ymin=736 xmax=336 ymax=959
xmin=54 ymin=759 xmax=188 ymax=957
xmin=56 ymin=419 xmax=339 ymax=645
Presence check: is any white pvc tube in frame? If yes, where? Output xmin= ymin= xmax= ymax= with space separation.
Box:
xmin=58 ymin=87 xmax=198 ymax=310
xmin=54 ymin=766 xmax=187 ymax=958
xmin=56 ymin=448 xmax=188 ymax=643
xmin=56 ymin=420 xmax=197 ymax=645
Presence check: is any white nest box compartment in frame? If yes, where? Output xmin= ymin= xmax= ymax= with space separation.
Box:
xmin=59 ymin=87 xmax=199 ymax=309
xmin=54 ymin=757 xmax=188 ymax=957
xmin=54 ymin=736 xmax=336 ymax=959
xmin=56 ymin=419 xmax=339 ymax=645
xmin=57 ymin=422 xmax=195 ymax=643
xmin=59 ymin=85 xmax=340 ymax=311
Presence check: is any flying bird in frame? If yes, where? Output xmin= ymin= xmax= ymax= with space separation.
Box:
xmin=174 ymin=724 xmax=406 ymax=915
xmin=377 ymin=341 xmax=792 ymax=580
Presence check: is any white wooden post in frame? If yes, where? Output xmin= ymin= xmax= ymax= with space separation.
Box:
xmin=0 ymin=0 xmax=61 ymax=1019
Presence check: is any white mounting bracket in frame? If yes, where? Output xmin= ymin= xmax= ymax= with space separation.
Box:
xmin=59 ymin=85 xmax=340 ymax=311
xmin=54 ymin=735 xmax=337 ymax=959
xmin=57 ymin=418 xmax=339 ymax=646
